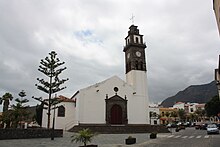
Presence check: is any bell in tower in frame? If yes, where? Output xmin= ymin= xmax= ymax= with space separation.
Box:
xmin=123 ymin=25 xmax=147 ymax=74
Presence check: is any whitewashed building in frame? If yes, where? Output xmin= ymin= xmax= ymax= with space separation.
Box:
xmin=42 ymin=25 xmax=150 ymax=129
xmin=172 ymin=102 xmax=205 ymax=114
xmin=149 ymin=105 xmax=160 ymax=125
xmin=173 ymin=102 xmax=185 ymax=110
xmin=41 ymin=95 xmax=76 ymax=130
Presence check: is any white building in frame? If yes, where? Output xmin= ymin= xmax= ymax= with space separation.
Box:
xmin=149 ymin=105 xmax=160 ymax=125
xmin=173 ymin=102 xmax=185 ymax=110
xmin=172 ymin=102 xmax=205 ymax=114
xmin=42 ymin=25 xmax=150 ymax=130
xmin=41 ymin=95 xmax=76 ymax=130
xmin=188 ymin=103 xmax=199 ymax=113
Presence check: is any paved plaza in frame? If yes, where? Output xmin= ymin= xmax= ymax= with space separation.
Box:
xmin=0 ymin=131 xmax=169 ymax=147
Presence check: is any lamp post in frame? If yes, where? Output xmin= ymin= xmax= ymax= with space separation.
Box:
xmin=51 ymin=103 xmax=56 ymax=140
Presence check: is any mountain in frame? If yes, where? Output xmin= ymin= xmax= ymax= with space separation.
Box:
xmin=160 ymin=81 xmax=219 ymax=107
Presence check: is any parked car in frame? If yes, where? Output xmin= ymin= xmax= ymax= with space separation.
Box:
xmin=195 ymin=125 xmax=200 ymax=130
xmin=200 ymin=123 xmax=208 ymax=130
xmin=195 ymin=122 xmax=202 ymax=130
xmin=175 ymin=122 xmax=186 ymax=132
xmin=216 ymin=123 xmax=220 ymax=129
xmin=166 ymin=124 xmax=172 ymax=128
xmin=207 ymin=124 xmax=219 ymax=134
xmin=177 ymin=122 xmax=182 ymax=126
xmin=183 ymin=122 xmax=190 ymax=127
xmin=166 ymin=123 xmax=177 ymax=128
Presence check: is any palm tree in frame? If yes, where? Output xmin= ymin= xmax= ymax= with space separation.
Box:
xmin=164 ymin=112 xmax=170 ymax=124
xmin=0 ymin=93 xmax=13 ymax=112
xmin=170 ymin=111 xmax=178 ymax=122
xmin=195 ymin=109 xmax=206 ymax=122
xmin=165 ymin=112 xmax=170 ymax=117
xmin=178 ymin=109 xmax=186 ymax=122
xmin=71 ymin=128 xmax=97 ymax=147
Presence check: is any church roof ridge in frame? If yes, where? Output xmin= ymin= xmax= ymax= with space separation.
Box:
xmin=81 ymin=75 xmax=124 ymax=90
xmin=72 ymin=75 xmax=134 ymax=94
xmin=71 ymin=75 xmax=126 ymax=99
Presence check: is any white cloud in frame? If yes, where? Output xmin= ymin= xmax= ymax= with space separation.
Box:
xmin=0 ymin=0 xmax=219 ymax=110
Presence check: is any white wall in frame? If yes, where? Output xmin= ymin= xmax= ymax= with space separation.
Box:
xmin=126 ymin=70 xmax=148 ymax=96
xmin=57 ymin=102 xmax=76 ymax=130
xmin=42 ymin=107 xmax=50 ymax=128
xmin=42 ymin=102 xmax=76 ymax=130
xmin=76 ymin=75 xmax=149 ymax=125
xmin=128 ymin=95 xmax=149 ymax=124
xmin=42 ymin=75 xmax=150 ymax=127
xmin=126 ymin=70 xmax=149 ymax=124
xmin=76 ymin=76 xmax=132 ymax=124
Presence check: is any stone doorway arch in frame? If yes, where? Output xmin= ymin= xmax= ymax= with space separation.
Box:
xmin=105 ymin=94 xmax=128 ymax=125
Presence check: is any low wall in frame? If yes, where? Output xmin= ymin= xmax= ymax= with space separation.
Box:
xmin=69 ymin=124 xmax=169 ymax=134
xmin=0 ymin=128 xmax=63 ymax=140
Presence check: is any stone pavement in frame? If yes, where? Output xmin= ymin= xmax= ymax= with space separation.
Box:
xmin=0 ymin=131 xmax=170 ymax=147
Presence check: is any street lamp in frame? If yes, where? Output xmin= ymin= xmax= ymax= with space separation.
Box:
xmin=51 ymin=103 xmax=56 ymax=140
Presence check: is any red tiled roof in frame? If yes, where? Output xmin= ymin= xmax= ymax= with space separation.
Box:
xmin=58 ymin=95 xmax=75 ymax=103
xmin=195 ymin=104 xmax=205 ymax=108
xmin=176 ymin=102 xmax=184 ymax=104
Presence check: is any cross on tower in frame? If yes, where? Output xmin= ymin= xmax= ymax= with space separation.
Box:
xmin=130 ymin=14 xmax=135 ymax=24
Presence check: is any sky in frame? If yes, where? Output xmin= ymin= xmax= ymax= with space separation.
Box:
xmin=0 ymin=0 xmax=219 ymax=110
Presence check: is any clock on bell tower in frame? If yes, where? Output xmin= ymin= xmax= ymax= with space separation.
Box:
xmin=123 ymin=25 xmax=147 ymax=74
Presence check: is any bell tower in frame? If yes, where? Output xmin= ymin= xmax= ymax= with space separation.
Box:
xmin=124 ymin=25 xmax=147 ymax=74
xmin=123 ymin=25 xmax=148 ymax=97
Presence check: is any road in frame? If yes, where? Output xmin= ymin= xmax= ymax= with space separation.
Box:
xmin=143 ymin=127 xmax=220 ymax=147
xmin=0 ymin=127 xmax=219 ymax=147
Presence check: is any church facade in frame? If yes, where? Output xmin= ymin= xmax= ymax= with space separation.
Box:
xmin=42 ymin=25 xmax=150 ymax=130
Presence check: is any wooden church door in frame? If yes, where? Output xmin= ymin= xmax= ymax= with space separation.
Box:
xmin=110 ymin=104 xmax=122 ymax=124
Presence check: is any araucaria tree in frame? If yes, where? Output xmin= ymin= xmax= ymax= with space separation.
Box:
xmin=33 ymin=51 xmax=68 ymax=128
xmin=11 ymin=90 xmax=30 ymax=128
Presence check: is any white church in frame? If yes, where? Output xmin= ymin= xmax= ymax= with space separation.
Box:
xmin=42 ymin=25 xmax=150 ymax=130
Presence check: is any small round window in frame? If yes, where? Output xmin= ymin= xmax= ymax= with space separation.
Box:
xmin=113 ymin=87 xmax=119 ymax=93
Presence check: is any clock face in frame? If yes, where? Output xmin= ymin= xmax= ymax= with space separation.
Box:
xmin=127 ymin=53 xmax=130 ymax=59
xmin=136 ymin=51 xmax=141 ymax=57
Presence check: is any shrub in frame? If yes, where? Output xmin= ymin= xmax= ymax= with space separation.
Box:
xmin=71 ymin=128 xmax=97 ymax=147
xmin=150 ymin=132 xmax=157 ymax=139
